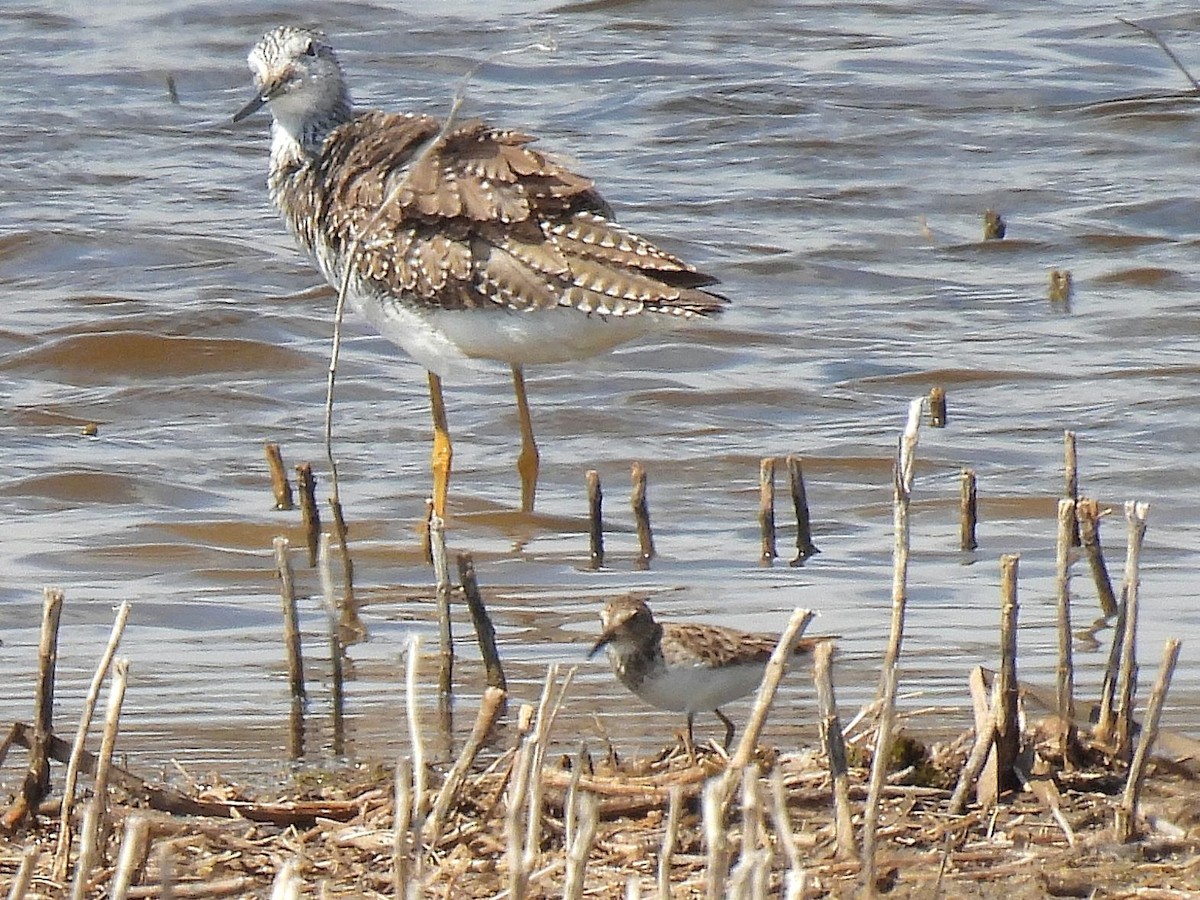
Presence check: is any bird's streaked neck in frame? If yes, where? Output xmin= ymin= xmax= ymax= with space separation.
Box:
xmin=269 ymin=94 xmax=352 ymax=162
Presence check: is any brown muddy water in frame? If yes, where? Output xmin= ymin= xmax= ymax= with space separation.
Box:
xmin=3 ymin=1 xmax=1200 ymax=786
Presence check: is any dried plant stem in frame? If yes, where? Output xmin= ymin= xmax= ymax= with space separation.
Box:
xmin=1115 ymin=501 xmax=1150 ymax=759
xmin=425 ymin=685 xmax=507 ymax=846
xmin=995 ymin=554 xmax=1021 ymax=795
xmin=319 ymin=534 xmax=345 ymax=755
xmin=959 ymin=468 xmax=977 ymax=551
xmin=658 ymin=785 xmax=683 ymax=900
xmin=69 ymin=798 xmax=102 ymax=900
xmin=586 ymin=469 xmax=604 ymax=569
xmin=1116 ymin=639 xmax=1181 ymax=841
xmin=1096 ymin=584 xmax=1128 ymax=746
xmin=1118 ymin=16 xmax=1200 ymax=91
xmin=91 ymin=658 xmax=131 ymax=851
xmin=1076 ymin=498 xmax=1117 ymax=616
xmin=949 ymin=680 xmax=1000 ymax=815
xmin=456 ymin=553 xmax=507 ymax=691
xmin=1054 ymin=499 xmax=1077 ymax=759
xmin=109 ymin=813 xmax=151 ymax=900
xmin=264 ymin=442 xmax=295 ymax=510
xmin=703 ymin=778 xmax=729 ymax=900
xmin=53 ymin=599 xmax=131 ymax=880
xmin=786 ymin=455 xmax=819 ymax=564
xmin=758 ymin=457 xmax=777 ymax=565
xmin=429 ymin=511 xmax=454 ymax=699
xmin=769 ymin=770 xmax=807 ymax=900
xmin=7 ymin=845 xmax=38 ymax=900
xmin=1063 ymin=430 xmax=1080 ymax=547
xmin=404 ymin=635 xmax=428 ymax=828
xmin=271 ymin=858 xmax=302 ymax=900
xmin=273 ymin=538 xmax=306 ymax=703
xmin=813 ymin=641 xmax=856 ymax=859
xmin=861 ymin=397 xmax=922 ymax=894
xmin=631 ymin=461 xmax=655 ymax=569
xmin=562 ymin=791 xmax=599 ymax=900
xmin=394 ymin=756 xmax=414 ymax=899
xmin=928 ymin=385 xmax=947 ymax=427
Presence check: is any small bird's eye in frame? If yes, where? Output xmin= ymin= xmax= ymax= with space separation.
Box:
xmin=304 ymin=40 xmax=317 ymax=57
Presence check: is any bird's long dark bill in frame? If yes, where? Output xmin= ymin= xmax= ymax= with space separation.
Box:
xmin=232 ymin=93 xmax=267 ymax=123
xmin=588 ymin=631 xmax=615 ymax=659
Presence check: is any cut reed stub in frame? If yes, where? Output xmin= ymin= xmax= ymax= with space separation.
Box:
xmin=960 ymin=468 xmax=978 ymax=551
xmin=759 ymin=457 xmax=777 ymax=566
xmin=928 ymin=386 xmax=947 ymax=428
xmin=264 ymin=442 xmax=295 ymax=510
xmin=1049 ymin=268 xmax=1073 ymax=303
xmin=295 ymin=463 xmax=320 ymax=567
xmin=787 ymin=455 xmax=819 ymax=565
xmin=586 ymin=469 xmax=604 ymax=570
xmin=1076 ymin=497 xmax=1117 ymax=617
xmin=983 ymin=208 xmax=1006 ymax=240
xmin=631 ymin=462 xmax=655 ymax=570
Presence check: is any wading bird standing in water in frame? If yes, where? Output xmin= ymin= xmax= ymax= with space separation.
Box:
xmin=234 ymin=26 xmax=725 ymax=515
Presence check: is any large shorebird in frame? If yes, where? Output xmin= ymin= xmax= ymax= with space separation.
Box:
xmin=234 ymin=26 xmax=724 ymax=514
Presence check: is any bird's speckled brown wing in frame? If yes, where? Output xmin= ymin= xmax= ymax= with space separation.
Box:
xmin=281 ymin=110 xmax=725 ymax=316
xmin=658 ymin=622 xmax=828 ymax=669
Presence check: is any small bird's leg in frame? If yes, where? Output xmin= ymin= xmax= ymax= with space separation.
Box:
xmin=716 ymin=708 xmax=736 ymax=752
xmin=511 ymin=364 xmax=539 ymax=512
xmin=428 ymin=371 xmax=452 ymax=517
xmin=684 ymin=712 xmax=698 ymax=765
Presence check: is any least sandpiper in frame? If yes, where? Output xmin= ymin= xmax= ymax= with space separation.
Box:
xmin=233 ymin=26 xmax=725 ymax=514
xmin=590 ymin=595 xmax=827 ymax=750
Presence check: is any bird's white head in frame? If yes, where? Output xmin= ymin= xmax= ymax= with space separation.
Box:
xmin=233 ymin=26 xmax=351 ymax=154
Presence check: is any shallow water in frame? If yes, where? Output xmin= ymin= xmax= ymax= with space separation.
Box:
xmin=3 ymin=0 xmax=1200 ymax=783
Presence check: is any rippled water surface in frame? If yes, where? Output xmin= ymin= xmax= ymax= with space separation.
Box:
xmin=4 ymin=0 xmax=1200 ymax=782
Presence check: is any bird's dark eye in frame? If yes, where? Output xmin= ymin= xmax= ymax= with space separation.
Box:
xmin=304 ymin=40 xmax=317 ymax=57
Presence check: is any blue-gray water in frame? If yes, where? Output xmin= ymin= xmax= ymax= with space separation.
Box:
xmin=3 ymin=0 xmax=1200 ymax=781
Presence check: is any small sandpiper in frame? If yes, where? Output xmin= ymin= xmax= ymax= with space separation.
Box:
xmin=590 ymin=595 xmax=829 ymax=751
xmin=233 ymin=26 xmax=725 ymax=515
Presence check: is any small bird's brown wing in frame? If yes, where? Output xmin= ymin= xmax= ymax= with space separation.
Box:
xmin=299 ymin=111 xmax=724 ymax=316
xmin=658 ymin=623 xmax=831 ymax=669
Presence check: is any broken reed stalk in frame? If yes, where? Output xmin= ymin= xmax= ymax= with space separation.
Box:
xmin=631 ymin=461 xmax=655 ymax=569
xmin=728 ymin=765 xmax=767 ymax=894
xmin=562 ymin=791 xmax=599 ymax=900
xmin=813 ymin=641 xmax=856 ymax=860
xmin=8 ymin=845 xmax=38 ymax=900
xmin=393 ymin=756 xmax=414 ymax=899
xmin=429 ymin=511 xmax=454 ymax=700
xmin=84 ymin=657 xmax=131 ymax=877
xmin=995 ymin=554 xmax=1021 ymax=795
xmin=861 ymin=396 xmax=922 ymax=893
xmin=404 ymin=635 xmax=428 ymax=831
xmin=1063 ymin=430 xmax=1080 ymax=547
xmin=1054 ymin=499 xmax=1078 ymax=759
xmin=53 ymin=600 xmax=131 ymax=880
xmin=1115 ymin=501 xmax=1150 ymax=760
xmin=109 ymin=813 xmax=150 ymax=900
xmin=524 ymin=666 xmax=576 ymax=877
xmin=425 ymin=684 xmax=507 ymax=847
xmin=264 ymin=442 xmax=295 ymax=510
xmin=456 ymin=553 xmax=507 ymax=691
xmin=928 ymin=385 xmax=947 ymax=427
xmin=787 ymin=454 xmax=819 ymax=564
xmin=658 ymin=785 xmax=683 ymax=900
xmin=586 ymin=469 xmax=604 ymax=569
xmin=959 ymin=468 xmax=978 ymax=551
xmin=1116 ymin=638 xmax=1182 ymax=842
xmin=318 ymin=534 xmax=346 ymax=755
xmin=949 ymin=674 xmax=1000 ymax=815
xmin=1096 ymin=584 xmax=1128 ymax=746
xmin=769 ymin=770 xmax=807 ymax=900
xmin=70 ymin=799 xmax=101 ymax=900
xmin=327 ymin=496 xmax=357 ymax=617
xmin=703 ymin=778 xmax=730 ymax=900
xmin=296 ymin=463 xmax=320 ymax=567
xmin=273 ymin=538 xmax=306 ymax=704
xmin=2 ymin=588 xmax=64 ymax=832
xmin=759 ymin=457 xmax=777 ymax=565
xmin=1076 ymin=498 xmax=1118 ymax=616
xmin=966 ymin=665 xmax=999 ymax=809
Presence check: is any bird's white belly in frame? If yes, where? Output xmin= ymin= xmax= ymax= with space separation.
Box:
xmin=352 ymin=290 xmax=659 ymax=378
xmin=621 ymin=659 xmax=767 ymax=714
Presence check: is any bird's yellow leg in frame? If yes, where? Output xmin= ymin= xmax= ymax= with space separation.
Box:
xmin=511 ymin=364 xmax=539 ymax=512
xmin=428 ymin=371 xmax=452 ymax=517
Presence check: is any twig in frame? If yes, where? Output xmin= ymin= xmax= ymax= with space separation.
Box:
xmin=586 ymin=470 xmax=604 ymax=570
xmin=861 ymin=396 xmax=922 ymax=894
xmin=758 ymin=457 xmax=777 ymax=565
xmin=273 ymin=538 xmax=306 ymax=704
xmin=1115 ymin=501 xmax=1150 ymax=759
xmin=394 ymin=757 xmax=413 ymax=899
xmin=1115 ymin=639 xmax=1182 ymax=841
xmin=425 ymin=685 xmax=507 ymax=846
xmin=631 ymin=462 xmax=655 ymax=569
xmin=787 ymin=455 xmax=819 ymax=564
xmin=1076 ymin=498 xmax=1117 ymax=616
xmin=54 ymin=600 xmax=131 ymax=880
xmin=295 ymin=463 xmax=320 ymax=567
